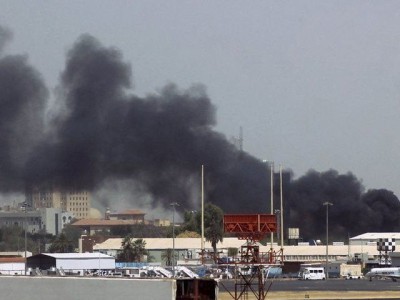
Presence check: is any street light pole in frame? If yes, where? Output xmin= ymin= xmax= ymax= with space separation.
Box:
xmin=323 ymin=201 xmax=333 ymax=279
xmin=270 ymin=162 xmax=274 ymax=249
xmin=170 ymin=202 xmax=179 ymax=277
xmin=22 ymin=202 xmax=28 ymax=275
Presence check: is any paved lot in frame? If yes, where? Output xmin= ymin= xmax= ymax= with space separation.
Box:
xmin=219 ymin=291 xmax=400 ymax=299
xmin=218 ymin=278 xmax=400 ymax=299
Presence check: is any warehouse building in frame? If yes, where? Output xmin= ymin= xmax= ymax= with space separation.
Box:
xmin=27 ymin=253 xmax=115 ymax=275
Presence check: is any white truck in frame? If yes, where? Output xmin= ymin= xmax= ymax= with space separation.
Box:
xmin=340 ymin=264 xmax=363 ymax=280
xmin=301 ymin=267 xmax=326 ymax=280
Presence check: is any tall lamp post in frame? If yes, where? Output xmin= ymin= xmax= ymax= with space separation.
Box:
xmin=170 ymin=202 xmax=179 ymax=277
xmin=323 ymin=201 xmax=333 ymax=279
xmin=22 ymin=202 xmax=29 ymax=275
xmin=262 ymin=160 xmax=274 ymax=250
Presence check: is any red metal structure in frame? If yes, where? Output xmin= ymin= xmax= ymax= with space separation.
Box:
xmin=224 ymin=214 xmax=277 ymax=241
xmin=221 ymin=214 xmax=282 ymax=300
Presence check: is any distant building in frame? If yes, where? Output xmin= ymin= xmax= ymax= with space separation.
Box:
xmin=91 ymin=237 xmax=245 ymax=264
xmin=62 ymin=190 xmax=91 ymax=219
xmin=106 ymin=209 xmax=145 ymax=223
xmin=151 ymin=219 xmax=171 ymax=227
xmin=350 ymin=232 xmax=400 ymax=246
xmin=40 ymin=208 xmax=74 ymax=235
xmin=0 ymin=257 xmax=26 ymax=275
xmin=27 ymin=253 xmax=115 ymax=273
xmin=72 ymin=209 xmax=173 ymax=235
xmin=0 ymin=207 xmax=74 ymax=235
xmin=71 ymin=218 xmax=142 ymax=235
xmin=27 ymin=188 xmax=91 ymax=219
xmin=90 ymin=237 xmax=384 ymax=268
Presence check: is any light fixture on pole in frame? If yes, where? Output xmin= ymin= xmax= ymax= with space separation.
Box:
xmin=323 ymin=201 xmax=333 ymax=280
xmin=170 ymin=202 xmax=179 ymax=277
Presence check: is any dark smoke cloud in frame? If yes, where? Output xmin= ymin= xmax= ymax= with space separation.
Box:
xmin=287 ymin=170 xmax=400 ymax=241
xmin=0 ymin=29 xmax=399 ymax=239
xmin=0 ymin=26 xmax=47 ymax=192
xmin=25 ymin=35 xmax=269 ymax=214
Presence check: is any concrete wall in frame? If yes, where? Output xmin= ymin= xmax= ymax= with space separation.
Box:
xmin=0 ymin=276 xmax=176 ymax=300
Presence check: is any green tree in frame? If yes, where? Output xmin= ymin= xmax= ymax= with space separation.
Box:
xmin=62 ymin=224 xmax=82 ymax=250
xmin=30 ymin=230 xmax=55 ymax=254
xmin=48 ymin=233 xmax=74 ymax=253
xmin=182 ymin=211 xmax=199 ymax=232
xmin=132 ymin=238 xmax=148 ymax=262
xmin=117 ymin=236 xmax=148 ymax=262
xmin=179 ymin=204 xmax=225 ymax=263
xmin=117 ymin=235 xmax=135 ymax=262
xmin=204 ymin=203 xmax=224 ymax=263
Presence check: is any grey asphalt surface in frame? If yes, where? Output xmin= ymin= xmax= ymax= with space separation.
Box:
xmin=219 ymin=278 xmax=400 ymax=292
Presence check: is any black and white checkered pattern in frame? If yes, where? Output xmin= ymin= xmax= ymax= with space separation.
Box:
xmin=377 ymin=238 xmax=396 ymax=252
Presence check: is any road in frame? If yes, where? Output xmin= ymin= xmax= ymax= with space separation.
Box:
xmin=218 ymin=278 xmax=400 ymax=299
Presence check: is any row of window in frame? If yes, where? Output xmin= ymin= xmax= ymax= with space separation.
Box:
xmin=70 ymin=208 xmax=89 ymax=212
xmin=69 ymin=191 xmax=88 ymax=195
xmin=0 ymin=221 xmax=40 ymax=226
xmin=284 ymin=255 xmax=336 ymax=261
xmin=69 ymin=202 xmax=89 ymax=206
xmin=69 ymin=197 xmax=89 ymax=201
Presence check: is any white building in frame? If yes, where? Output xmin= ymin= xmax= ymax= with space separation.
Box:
xmin=91 ymin=237 xmax=382 ymax=266
xmin=27 ymin=253 xmax=115 ymax=274
xmin=39 ymin=208 xmax=74 ymax=235
xmin=349 ymin=232 xmax=400 ymax=246
xmin=0 ymin=208 xmax=74 ymax=235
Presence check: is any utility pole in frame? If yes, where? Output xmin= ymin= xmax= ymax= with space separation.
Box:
xmin=22 ymin=202 xmax=29 ymax=275
xmin=170 ymin=202 xmax=179 ymax=277
xmin=270 ymin=162 xmax=274 ymax=249
xmin=201 ymin=165 xmax=205 ymax=264
xmin=323 ymin=201 xmax=333 ymax=279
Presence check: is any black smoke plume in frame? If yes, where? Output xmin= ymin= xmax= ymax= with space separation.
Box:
xmin=0 ymin=25 xmax=48 ymax=192
xmin=24 ymin=35 xmax=269 ymax=213
xmin=0 ymin=29 xmax=399 ymax=240
xmin=287 ymin=170 xmax=400 ymax=241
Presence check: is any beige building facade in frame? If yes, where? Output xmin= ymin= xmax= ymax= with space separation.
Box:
xmin=29 ymin=188 xmax=91 ymax=219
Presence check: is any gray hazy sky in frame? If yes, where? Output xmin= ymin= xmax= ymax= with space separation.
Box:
xmin=1 ymin=1 xmax=400 ymax=197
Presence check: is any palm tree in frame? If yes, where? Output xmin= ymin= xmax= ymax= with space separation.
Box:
xmin=118 ymin=235 xmax=135 ymax=262
xmin=118 ymin=236 xmax=148 ymax=262
xmin=161 ymin=248 xmax=175 ymax=266
xmin=132 ymin=238 xmax=147 ymax=262
xmin=204 ymin=203 xmax=224 ymax=263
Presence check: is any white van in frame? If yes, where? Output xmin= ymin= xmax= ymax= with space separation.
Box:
xmin=123 ymin=267 xmax=147 ymax=278
xmin=301 ymin=267 xmax=326 ymax=280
